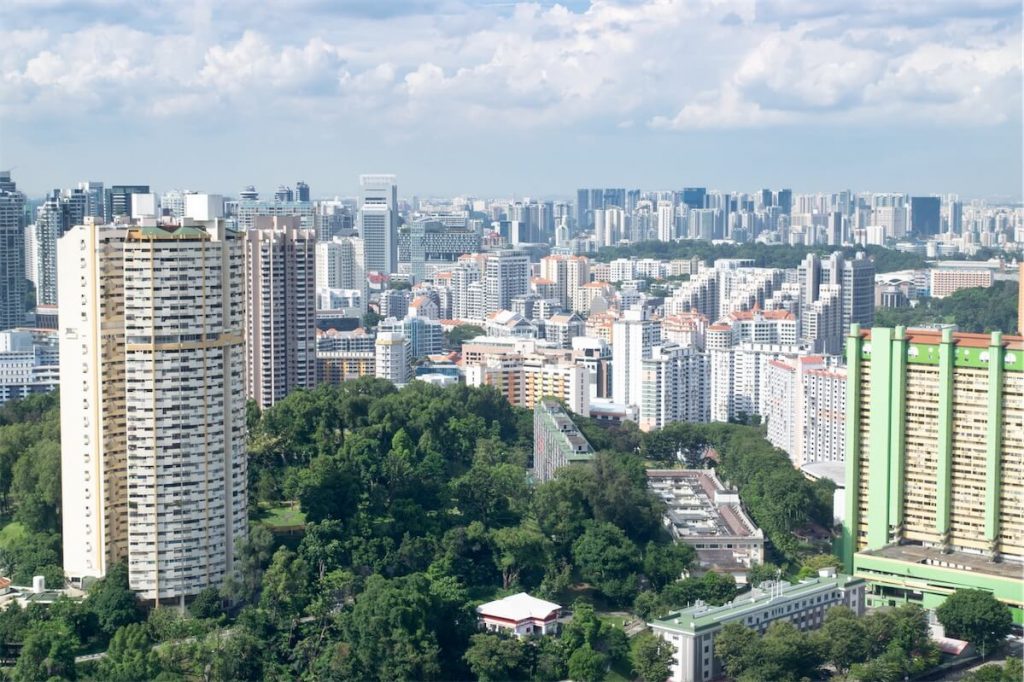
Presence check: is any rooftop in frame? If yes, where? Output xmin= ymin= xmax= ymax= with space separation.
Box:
xmin=857 ymin=544 xmax=1024 ymax=581
xmin=651 ymin=573 xmax=863 ymax=633
xmin=477 ymin=593 xmax=561 ymax=622
xmin=647 ymin=469 xmax=760 ymax=539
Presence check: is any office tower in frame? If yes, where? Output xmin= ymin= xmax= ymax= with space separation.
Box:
xmin=639 ymin=342 xmax=709 ymax=431
xmin=243 ymin=216 xmax=316 ymax=408
xmin=484 ymin=250 xmax=529 ymax=313
xmin=946 ymin=196 xmax=963 ymax=234
xmin=79 ymin=181 xmax=105 ymax=220
xmin=239 ymin=185 xmax=259 ymax=201
xmin=380 ymin=316 xmax=444 ymax=359
xmin=295 ymin=181 xmax=310 ymax=202
xmin=576 ymin=189 xmax=590 ymax=230
xmin=273 ymin=185 xmax=294 ymax=202
xmin=105 ymin=185 xmax=150 ymax=220
xmin=690 ymin=208 xmax=716 ymax=240
xmin=837 ymin=252 xmax=874 ymax=328
xmin=775 ymin=188 xmax=792 ymax=214
xmin=826 ymin=212 xmax=844 ymax=246
xmin=59 ymin=218 xmax=247 ymax=603
xmin=532 ymin=398 xmax=594 ymax=483
xmin=842 ymin=326 xmax=1024 ymax=621
xmin=681 ymin=187 xmax=706 ymax=209
xmin=910 ymin=196 xmax=941 ymax=237
xmin=375 ymin=331 xmax=409 ymax=385
xmin=657 ymin=201 xmax=675 ymax=242
xmin=612 ymin=309 xmax=661 ymax=409
xmin=603 ymin=188 xmax=625 ymax=211
xmin=358 ymin=174 xmax=398 ymax=274
xmin=757 ymin=188 xmax=773 ymax=210
xmin=0 ymin=172 xmax=26 ymax=331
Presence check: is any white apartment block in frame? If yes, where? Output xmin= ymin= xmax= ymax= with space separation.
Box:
xmin=375 ymin=331 xmax=409 ymax=385
xmin=244 ymin=216 xmax=316 ymax=408
xmin=639 ymin=343 xmax=710 ymax=431
xmin=58 ymin=218 xmax=247 ymax=603
xmin=315 ymin=236 xmax=366 ymax=308
xmin=612 ymin=309 xmax=662 ymax=410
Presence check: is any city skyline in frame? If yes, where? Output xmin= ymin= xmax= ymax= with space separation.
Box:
xmin=1 ymin=1 xmax=1021 ymax=200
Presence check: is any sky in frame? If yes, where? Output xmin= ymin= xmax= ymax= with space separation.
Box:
xmin=1 ymin=0 xmax=1021 ymax=201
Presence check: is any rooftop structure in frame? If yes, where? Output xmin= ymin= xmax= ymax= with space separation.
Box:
xmin=532 ymin=398 xmax=594 ymax=482
xmin=647 ymin=470 xmax=764 ymax=580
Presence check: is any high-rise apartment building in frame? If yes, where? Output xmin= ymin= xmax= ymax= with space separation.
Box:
xmin=657 ymin=201 xmax=675 ymax=242
xmin=0 ymin=172 xmax=26 ymax=331
xmin=375 ymin=331 xmax=409 ymax=385
xmin=243 ymin=216 xmax=316 ymax=408
xmin=358 ymin=174 xmax=398 ymax=274
xmin=842 ymin=326 xmax=1024 ymax=621
xmin=612 ymin=309 xmax=661 ymax=409
xmin=639 ymin=342 xmax=709 ymax=431
xmin=59 ymin=218 xmax=247 ymax=603
xmin=484 ymin=250 xmax=530 ymax=314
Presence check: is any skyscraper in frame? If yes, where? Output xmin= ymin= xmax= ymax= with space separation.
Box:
xmin=0 ymin=172 xmax=26 ymax=331
xmin=612 ymin=308 xmax=661 ymax=409
xmin=842 ymin=326 xmax=1023 ymax=620
xmin=244 ymin=216 xmax=317 ymax=408
xmin=576 ymin=189 xmax=590 ymax=230
xmin=910 ymin=196 xmax=941 ymax=237
xmin=59 ymin=218 xmax=247 ymax=603
xmin=295 ymin=181 xmax=310 ymax=202
xmin=358 ymin=174 xmax=398 ymax=274
xmin=105 ymin=185 xmax=150 ymax=220
xmin=657 ymin=201 xmax=675 ymax=242
xmin=484 ymin=250 xmax=530 ymax=313
xmin=681 ymin=187 xmax=706 ymax=209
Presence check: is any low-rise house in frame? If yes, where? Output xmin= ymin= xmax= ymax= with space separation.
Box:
xmin=476 ymin=593 xmax=562 ymax=638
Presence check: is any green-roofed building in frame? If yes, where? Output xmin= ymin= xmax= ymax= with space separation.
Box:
xmin=650 ymin=571 xmax=865 ymax=682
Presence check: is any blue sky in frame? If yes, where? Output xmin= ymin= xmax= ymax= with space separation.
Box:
xmin=1 ymin=0 xmax=1020 ymax=200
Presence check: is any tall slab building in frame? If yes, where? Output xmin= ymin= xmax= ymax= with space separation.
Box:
xmin=59 ymin=218 xmax=247 ymax=603
xmin=842 ymin=325 xmax=1024 ymax=622
xmin=243 ymin=216 xmax=316 ymax=408
xmin=0 ymin=172 xmax=26 ymax=331
xmin=358 ymin=174 xmax=398 ymax=274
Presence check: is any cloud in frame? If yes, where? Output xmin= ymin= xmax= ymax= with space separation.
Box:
xmin=0 ymin=0 xmax=1019 ymax=135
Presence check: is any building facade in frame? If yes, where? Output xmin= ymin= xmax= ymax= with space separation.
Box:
xmin=532 ymin=398 xmax=594 ymax=482
xmin=842 ymin=325 xmax=1024 ymax=622
xmin=0 ymin=172 xmax=26 ymax=331
xmin=58 ymin=218 xmax=247 ymax=603
xmin=243 ymin=216 xmax=316 ymax=408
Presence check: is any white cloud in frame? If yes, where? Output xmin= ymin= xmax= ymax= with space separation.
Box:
xmin=0 ymin=0 xmax=1019 ymax=134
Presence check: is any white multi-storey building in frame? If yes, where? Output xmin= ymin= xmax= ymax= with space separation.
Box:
xmin=0 ymin=329 xmax=59 ymax=405
xmin=612 ymin=309 xmax=661 ymax=410
xmin=58 ymin=218 xmax=247 ymax=604
xmin=358 ymin=174 xmax=398 ymax=274
xmin=375 ymin=331 xmax=409 ymax=385
xmin=639 ymin=343 xmax=709 ymax=431
xmin=243 ymin=216 xmax=316 ymax=408
xmin=657 ymin=200 xmax=675 ymax=242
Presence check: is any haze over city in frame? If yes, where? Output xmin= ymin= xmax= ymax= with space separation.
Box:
xmin=1 ymin=0 xmax=1021 ymax=199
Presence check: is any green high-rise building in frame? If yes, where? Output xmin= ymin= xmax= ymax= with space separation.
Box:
xmin=843 ymin=325 xmax=1024 ymax=623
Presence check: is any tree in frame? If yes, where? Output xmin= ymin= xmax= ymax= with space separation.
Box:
xmin=463 ymin=633 xmax=528 ymax=682
xmin=643 ymin=541 xmax=695 ymax=590
xmin=87 ymin=563 xmax=142 ymax=637
xmin=746 ymin=562 xmax=782 ymax=588
xmin=12 ymin=621 xmax=77 ymax=682
xmin=936 ymin=589 xmax=1013 ymax=659
xmin=795 ymin=553 xmax=842 ymax=581
xmin=491 ymin=522 xmax=548 ymax=589
xmin=572 ymin=522 xmax=640 ymax=604
xmin=96 ymin=623 xmax=159 ymax=682
xmin=816 ymin=606 xmax=870 ymax=673
xmin=630 ymin=631 xmax=675 ymax=682
xmin=446 ymin=324 xmax=485 ymax=351
xmin=567 ymin=644 xmax=607 ymax=682
xmin=188 ymin=586 xmax=224 ymax=620
xmin=714 ymin=622 xmax=761 ymax=680
xmin=260 ymin=547 xmax=312 ymax=622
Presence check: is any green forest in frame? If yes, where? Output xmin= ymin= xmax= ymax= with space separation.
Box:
xmin=875 ymin=280 xmax=1020 ymax=334
xmin=0 ymin=382 xmax=1011 ymax=680
xmin=0 ymin=381 xmax=852 ymax=681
